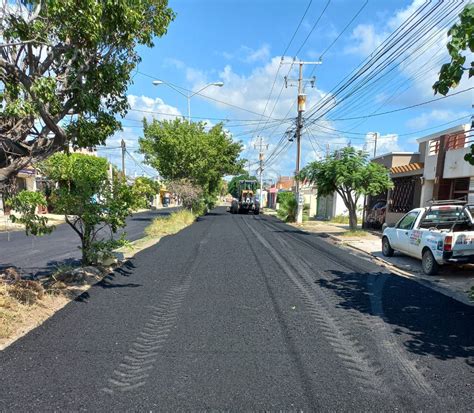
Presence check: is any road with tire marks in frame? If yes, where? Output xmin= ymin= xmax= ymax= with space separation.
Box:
xmin=0 ymin=207 xmax=472 ymax=410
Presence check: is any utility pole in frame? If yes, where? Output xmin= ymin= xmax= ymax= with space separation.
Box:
xmin=283 ymin=59 xmax=321 ymax=224
xmin=362 ymin=131 xmax=380 ymax=229
xmin=254 ymin=136 xmax=269 ymax=209
xmin=121 ymin=138 xmax=126 ymax=177
xmin=373 ymin=132 xmax=379 ymax=158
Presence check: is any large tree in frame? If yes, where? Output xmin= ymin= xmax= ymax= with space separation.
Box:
xmin=433 ymin=4 xmax=473 ymax=96
xmin=0 ymin=0 xmax=174 ymax=189
xmin=139 ymin=118 xmax=244 ymax=206
xmin=299 ymin=147 xmax=393 ymax=231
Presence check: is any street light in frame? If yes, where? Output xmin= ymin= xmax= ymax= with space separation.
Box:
xmin=152 ymin=80 xmax=224 ymax=121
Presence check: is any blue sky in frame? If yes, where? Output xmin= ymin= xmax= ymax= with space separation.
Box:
xmin=100 ymin=0 xmax=473 ymax=180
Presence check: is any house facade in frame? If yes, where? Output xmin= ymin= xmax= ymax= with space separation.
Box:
xmin=369 ymin=123 xmax=473 ymax=225
xmin=417 ymin=123 xmax=474 ymax=206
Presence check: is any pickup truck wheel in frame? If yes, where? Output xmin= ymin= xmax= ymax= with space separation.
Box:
xmin=422 ymin=249 xmax=439 ymax=275
xmin=382 ymin=237 xmax=394 ymax=257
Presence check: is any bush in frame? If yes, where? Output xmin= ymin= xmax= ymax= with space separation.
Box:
xmin=7 ymin=191 xmax=54 ymax=236
xmin=277 ymin=192 xmax=297 ymax=222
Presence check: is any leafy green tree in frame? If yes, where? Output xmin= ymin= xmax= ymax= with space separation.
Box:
xmin=40 ymin=153 xmax=135 ymax=265
xmin=299 ymin=147 xmax=393 ymax=231
xmin=131 ymin=176 xmax=161 ymax=209
xmin=0 ymin=0 xmax=174 ymax=189
xmin=433 ymin=4 xmax=473 ymax=95
xmin=139 ymin=119 xmax=244 ymax=207
xmin=228 ymin=173 xmax=258 ymax=198
xmin=7 ymin=191 xmax=53 ymax=236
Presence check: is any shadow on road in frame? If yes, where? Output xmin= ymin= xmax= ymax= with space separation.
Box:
xmin=317 ymin=270 xmax=474 ymax=366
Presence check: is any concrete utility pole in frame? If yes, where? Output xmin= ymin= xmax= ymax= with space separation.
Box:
xmin=283 ymin=60 xmax=321 ymax=224
xmin=362 ymin=131 xmax=380 ymax=228
xmin=254 ymin=136 xmax=269 ymax=208
xmin=373 ymin=132 xmax=379 ymax=158
xmin=121 ymin=138 xmax=126 ymax=177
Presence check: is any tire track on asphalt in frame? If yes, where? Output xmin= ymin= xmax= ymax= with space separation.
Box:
xmin=240 ymin=216 xmax=386 ymax=396
xmin=256 ymin=215 xmax=436 ymax=399
xmin=233 ymin=214 xmax=320 ymax=410
xmin=101 ymin=218 xmax=213 ymax=395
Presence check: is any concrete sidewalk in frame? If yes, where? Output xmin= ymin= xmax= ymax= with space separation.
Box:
xmin=293 ymin=219 xmax=474 ymax=306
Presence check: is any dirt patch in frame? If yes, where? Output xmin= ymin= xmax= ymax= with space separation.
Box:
xmin=0 ymin=265 xmax=109 ymax=351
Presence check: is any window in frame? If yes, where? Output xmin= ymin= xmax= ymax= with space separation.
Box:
xmin=421 ymin=208 xmax=469 ymax=225
xmin=397 ymin=211 xmax=419 ymax=230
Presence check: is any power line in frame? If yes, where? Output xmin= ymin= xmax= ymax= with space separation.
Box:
xmin=293 ymin=0 xmax=332 ymax=57
xmin=323 ymin=6 xmax=461 ymax=123
xmin=282 ymin=0 xmax=314 ymax=57
xmin=136 ymin=71 xmax=282 ymax=120
xmin=125 ymin=149 xmax=156 ymax=178
xmin=304 ymin=0 xmax=453 ymax=123
xmin=330 ymin=87 xmax=473 ymax=121
xmin=319 ymin=0 xmax=368 ymax=60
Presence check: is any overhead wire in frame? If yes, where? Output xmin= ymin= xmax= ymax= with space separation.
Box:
xmin=329 ymin=87 xmax=473 ymax=121
xmin=303 ymin=0 xmax=442 ymax=122
xmin=324 ymin=3 xmax=461 ymax=123
xmin=293 ymin=0 xmax=332 ymax=57
xmin=319 ymin=0 xmax=368 ymax=61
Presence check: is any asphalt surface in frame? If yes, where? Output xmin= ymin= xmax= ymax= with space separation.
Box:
xmin=0 ymin=207 xmax=473 ymax=411
xmin=0 ymin=208 xmax=178 ymax=277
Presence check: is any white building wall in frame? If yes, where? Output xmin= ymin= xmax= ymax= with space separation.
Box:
xmin=424 ymin=155 xmax=437 ymax=180
xmin=332 ymin=192 xmax=364 ymax=217
xmin=444 ymin=147 xmax=474 ymax=178
xmin=420 ymin=179 xmax=434 ymax=207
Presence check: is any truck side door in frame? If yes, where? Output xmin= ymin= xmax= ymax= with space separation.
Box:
xmin=392 ymin=211 xmax=420 ymax=253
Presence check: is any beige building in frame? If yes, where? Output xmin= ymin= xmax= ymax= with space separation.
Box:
xmin=370 ymin=123 xmax=473 ymax=225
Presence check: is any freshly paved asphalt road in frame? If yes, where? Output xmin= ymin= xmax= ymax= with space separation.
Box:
xmin=0 ymin=208 xmax=177 ymax=277
xmin=0 ymin=207 xmax=473 ymax=411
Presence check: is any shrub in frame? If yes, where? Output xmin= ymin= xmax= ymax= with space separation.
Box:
xmin=277 ymin=192 xmax=297 ymax=222
xmin=7 ymin=191 xmax=54 ymax=236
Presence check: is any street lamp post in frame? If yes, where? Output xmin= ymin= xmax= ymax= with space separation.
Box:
xmin=152 ymin=80 xmax=224 ymax=121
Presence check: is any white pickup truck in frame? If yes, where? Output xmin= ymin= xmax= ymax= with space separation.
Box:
xmin=382 ymin=204 xmax=474 ymax=275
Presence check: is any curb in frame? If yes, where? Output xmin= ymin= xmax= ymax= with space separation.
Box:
xmin=300 ymin=227 xmax=474 ymax=307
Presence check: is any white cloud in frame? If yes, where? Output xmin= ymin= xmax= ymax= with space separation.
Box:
xmin=190 ymin=57 xmax=324 ymax=121
xmin=345 ymin=24 xmax=385 ymax=56
xmin=365 ymin=133 xmax=402 ymax=157
xmin=406 ymin=109 xmax=470 ymax=130
xmin=100 ymin=95 xmax=182 ymax=177
xmin=126 ymin=94 xmax=182 ymax=122
xmin=220 ymin=44 xmax=271 ymax=64
xmin=243 ymin=44 xmax=271 ymax=63
xmin=343 ymin=1 xmax=471 ymax=109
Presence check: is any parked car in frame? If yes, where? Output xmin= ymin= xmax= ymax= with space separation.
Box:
xmin=366 ymin=201 xmax=386 ymax=228
xmin=382 ymin=202 xmax=474 ymax=275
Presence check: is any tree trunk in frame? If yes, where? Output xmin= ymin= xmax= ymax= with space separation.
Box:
xmin=348 ymin=209 xmax=358 ymax=231
xmin=81 ymin=224 xmax=93 ymax=265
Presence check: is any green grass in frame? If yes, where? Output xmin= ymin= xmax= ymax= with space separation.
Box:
xmin=341 ymin=230 xmax=368 ymax=237
xmin=145 ymin=209 xmax=196 ymax=238
xmin=330 ymin=214 xmax=351 ymax=224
